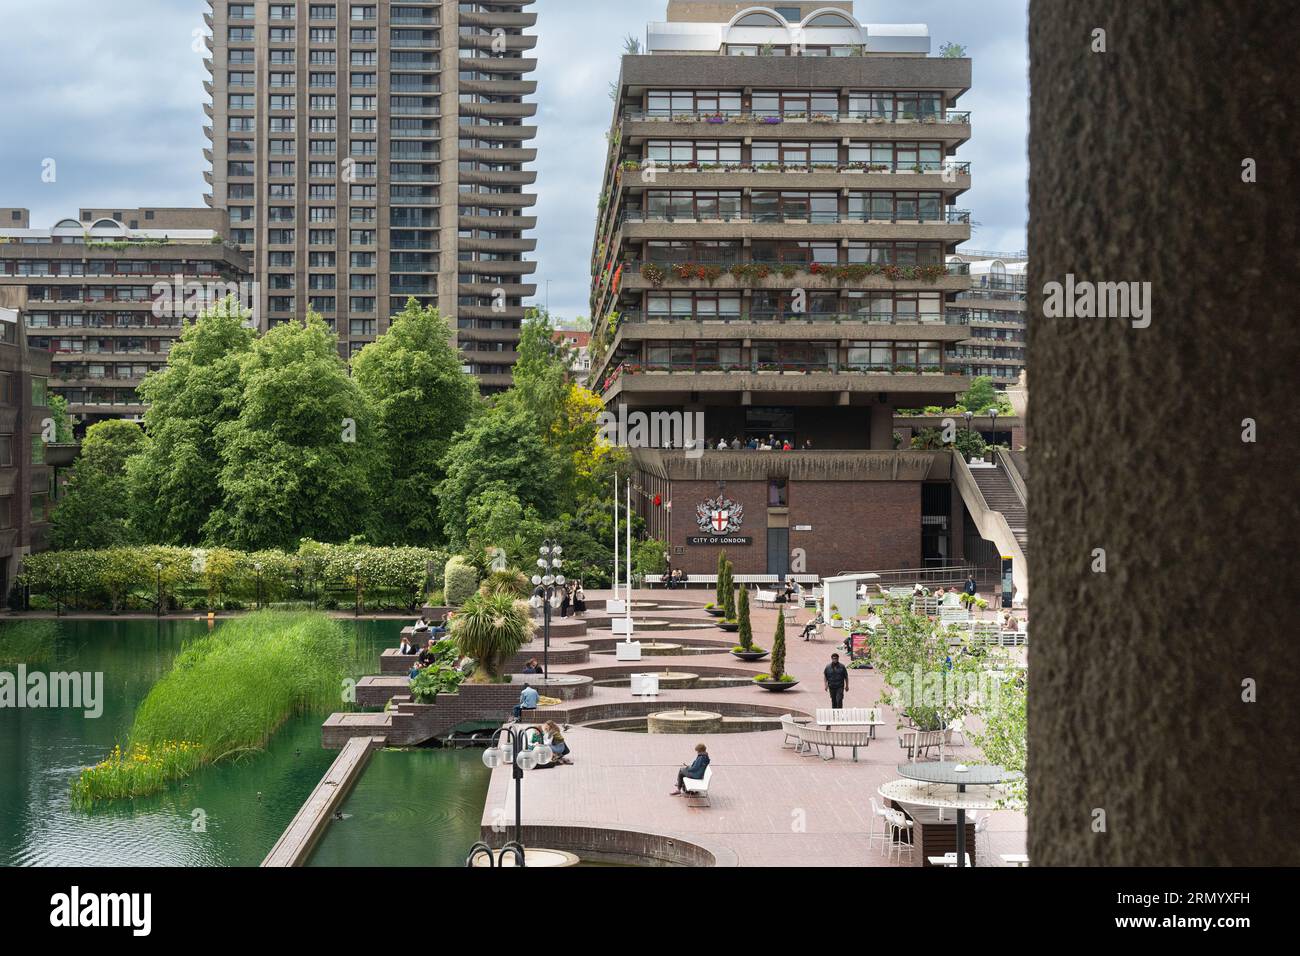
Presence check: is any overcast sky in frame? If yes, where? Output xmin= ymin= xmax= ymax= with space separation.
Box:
xmin=0 ymin=0 xmax=1028 ymax=323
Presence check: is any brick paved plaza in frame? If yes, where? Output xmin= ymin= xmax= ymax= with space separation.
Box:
xmin=482 ymin=591 xmax=1028 ymax=867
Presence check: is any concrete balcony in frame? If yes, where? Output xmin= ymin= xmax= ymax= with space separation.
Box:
xmin=618 ymin=267 xmax=970 ymax=296
xmin=460 ymin=79 xmax=537 ymax=96
xmin=459 ymin=237 xmax=537 ymax=254
xmin=608 ymin=314 xmax=972 ymax=344
xmin=458 ymin=280 xmax=537 ymax=297
xmin=459 ymin=34 xmax=537 ymax=53
xmin=458 ymin=56 xmax=537 ymax=75
xmin=459 ymin=168 xmax=537 ymax=186
xmin=459 ymin=146 xmax=536 ymax=164
xmin=618 ymin=114 xmax=971 ymax=148
xmin=631 ymin=449 xmax=947 ymax=483
xmin=614 ymin=216 xmax=972 ymax=245
xmin=459 ymin=10 xmax=537 ymax=29
xmin=459 ymin=214 xmax=536 ymax=231
xmin=460 ymin=101 xmax=537 ymax=120
xmin=601 ymin=369 xmax=971 ymax=405
xmin=611 ymin=165 xmax=971 ymax=197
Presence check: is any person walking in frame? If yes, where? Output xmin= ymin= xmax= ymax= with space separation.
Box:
xmin=824 ymin=653 xmax=849 ymax=710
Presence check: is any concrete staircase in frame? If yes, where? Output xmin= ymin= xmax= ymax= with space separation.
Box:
xmin=970 ymin=465 xmax=1029 ymax=558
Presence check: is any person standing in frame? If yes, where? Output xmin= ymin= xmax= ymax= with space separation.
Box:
xmin=964 ymin=574 xmax=978 ymax=600
xmin=824 ymin=653 xmax=849 ymax=710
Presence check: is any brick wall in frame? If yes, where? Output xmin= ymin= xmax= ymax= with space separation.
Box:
xmin=666 ymin=479 xmax=922 ymax=576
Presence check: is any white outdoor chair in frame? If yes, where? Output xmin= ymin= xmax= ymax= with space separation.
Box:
xmin=868 ymin=798 xmax=891 ymax=855
xmin=973 ymin=812 xmax=990 ymax=862
xmin=929 ymin=853 xmax=973 ymax=868
xmin=887 ymin=809 xmax=914 ymax=864
xmin=948 ymin=718 xmax=966 ymax=748
xmin=682 ymin=766 xmax=713 ymax=807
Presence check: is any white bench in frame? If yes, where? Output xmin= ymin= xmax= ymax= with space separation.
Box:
xmin=792 ymin=724 xmax=874 ymax=762
xmin=929 ymin=853 xmax=973 ymax=868
xmin=1001 ymin=854 xmax=1030 ymax=867
xmin=939 ymin=607 xmax=971 ymax=624
xmin=780 ymin=714 xmax=811 ymax=748
xmin=815 ymin=707 xmax=884 ymax=739
xmin=885 ymin=587 xmax=915 ymax=600
xmin=754 ymin=589 xmax=779 ymax=608
xmin=899 ymin=729 xmax=950 ymax=761
xmin=682 ymin=765 xmax=713 ymax=806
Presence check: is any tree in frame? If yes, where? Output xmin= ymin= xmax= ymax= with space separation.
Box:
xmin=451 ymin=590 xmax=533 ymax=680
xmin=912 ymin=427 xmax=987 ymax=460
xmin=46 ymin=395 xmax=74 ymax=443
xmin=351 ymin=300 xmax=479 ymax=545
xmin=128 ymin=297 xmax=254 ymax=544
xmin=437 ymin=399 xmax=563 ymax=550
xmin=206 ymin=314 xmax=376 ymax=551
xmin=736 ymin=586 xmax=756 ymax=652
xmin=957 ymin=376 xmax=1011 ymax=416
xmin=971 ymin=670 xmax=1027 ymax=804
xmin=770 ymin=613 xmax=788 ymax=681
xmin=50 ymin=420 xmax=147 ymax=550
xmin=715 ymin=551 xmax=728 ymax=607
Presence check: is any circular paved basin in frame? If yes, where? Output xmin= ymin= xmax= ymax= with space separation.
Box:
xmin=471 ymin=848 xmax=581 ymax=868
xmin=596 ymin=671 xmax=699 ymax=689
xmin=638 ymin=642 xmax=683 ymax=656
xmin=647 ymin=710 xmax=724 ymax=734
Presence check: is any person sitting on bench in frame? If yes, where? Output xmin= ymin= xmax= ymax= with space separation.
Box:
xmin=398 ymin=634 xmax=416 ymax=655
xmin=512 ymin=683 xmax=540 ymax=721
xmin=801 ymin=613 xmax=823 ymax=642
xmin=670 ymin=743 xmax=710 ymax=796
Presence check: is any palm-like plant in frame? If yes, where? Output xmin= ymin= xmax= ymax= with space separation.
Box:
xmin=480 ymin=568 xmax=530 ymax=599
xmin=452 ymin=591 xmax=534 ymax=680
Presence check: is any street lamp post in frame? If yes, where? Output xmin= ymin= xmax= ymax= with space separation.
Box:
xmin=530 ymin=541 xmax=566 ymax=681
xmin=989 ymin=408 xmax=1000 ymax=458
xmin=475 ymin=723 xmax=553 ymax=860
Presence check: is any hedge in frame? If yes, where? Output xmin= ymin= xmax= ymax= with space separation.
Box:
xmin=18 ymin=543 xmax=448 ymax=613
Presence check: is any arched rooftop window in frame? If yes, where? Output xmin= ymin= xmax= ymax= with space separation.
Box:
xmin=735 ymin=11 xmax=785 ymax=27
xmin=805 ymin=12 xmax=856 ymax=28
xmin=52 ymin=218 xmax=83 ymax=230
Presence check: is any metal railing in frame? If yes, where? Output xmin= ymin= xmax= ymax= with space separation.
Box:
xmin=620 ymin=160 xmax=970 ymax=175
xmin=623 ymin=108 xmax=972 ymax=125
xmin=621 ymin=209 xmax=972 ymax=226
xmin=618 ymin=308 xmax=966 ymax=327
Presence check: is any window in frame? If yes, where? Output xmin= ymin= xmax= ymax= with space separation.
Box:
xmin=31 ymin=376 xmax=48 ymax=407
xmin=768 ymin=480 xmax=789 ymax=508
xmin=0 ymin=436 xmax=11 ymax=467
xmin=735 ymin=12 xmax=783 ymax=26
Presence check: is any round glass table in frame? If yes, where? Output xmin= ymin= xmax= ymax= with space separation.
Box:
xmin=889 ymin=763 xmax=1023 ymax=868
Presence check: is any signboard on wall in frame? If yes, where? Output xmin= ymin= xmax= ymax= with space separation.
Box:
xmin=688 ymin=495 xmax=752 ymax=547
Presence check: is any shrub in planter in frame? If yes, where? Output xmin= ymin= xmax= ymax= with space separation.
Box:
xmin=444 ymin=556 xmax=480 ymax=607
xmin=640 ymin=262 xmax=667 ymax=287
xmin=409 ymin=661 xmax=464 ymax=703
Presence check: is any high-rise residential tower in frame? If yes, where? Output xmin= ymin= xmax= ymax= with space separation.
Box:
xmin=205 ymin=0 xmax=538 ymax=390
xmin=589 ymin=2 xmax=1023 ymax=588
xmin=948 ymin=251 xmax=1028 ymax=389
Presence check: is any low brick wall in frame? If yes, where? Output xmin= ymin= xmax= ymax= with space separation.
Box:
xmin=477 ymin=824 xmax=738 ymax=867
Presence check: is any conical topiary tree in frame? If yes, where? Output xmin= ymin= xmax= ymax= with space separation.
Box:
xmin=770 ymin=612 xmax=787 ymax=681
xmin=715 ymin=551 xmax=728 ymax=607
xmin=723 ymin=562 xmax=737 ymax=620
xmin=736 ymin=586 xmax=754 ymax=650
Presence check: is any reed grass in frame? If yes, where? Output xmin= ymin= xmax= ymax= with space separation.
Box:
xmin=72 ymin=611 xmax=350 ymax=805
xmin=0 ymin=620 xmax=59 ymax=666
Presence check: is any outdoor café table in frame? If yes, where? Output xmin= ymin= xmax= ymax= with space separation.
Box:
xmin=889 ymin=763 xmax=1023 ymax=868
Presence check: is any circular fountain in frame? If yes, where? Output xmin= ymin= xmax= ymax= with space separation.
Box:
xmin=647 ymin=710 xmax=724 ymax=735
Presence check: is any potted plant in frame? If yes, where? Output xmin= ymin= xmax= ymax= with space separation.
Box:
xmin=732 ymin=587 xmax=768 ymax=661
xmin=754 ymin=614 xmax=798 ymax=691
xmin=408 ymin=662 xmax=464 ymax=703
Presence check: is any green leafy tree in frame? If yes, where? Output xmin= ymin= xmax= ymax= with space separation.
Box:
xmin=46 ymin=395 xmax=75 ymax=443
xmin=351 ymin=300 xmax=479 ymax=545
xmin=207 ymin=314 xmax=377 ymax=550
xmin=957 ymin=376 xmax=1011 ymax=416
xmin=128 ymin=297 xmax=254 ymax=544
xmin=912 ymin=427 xmax=987 ymax=460
xmin=437 ymin=399 xmax=563 ymax=549
xmin=50 ymin=420 xmax=147 ymax=550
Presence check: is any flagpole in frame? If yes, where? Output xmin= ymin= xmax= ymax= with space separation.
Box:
xmin=626 ymin=480 xmax=633 ymax=630
xmin=613 ymin=472 xmax=619 ymax=606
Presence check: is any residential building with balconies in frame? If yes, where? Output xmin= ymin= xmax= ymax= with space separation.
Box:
xmin=204 ymin=0 xmax=538 ymax=390
xmin=587 ymin=2 xmax=1008 ymax=583
xmin=0 ymin=287 xmax=54 ymax=597
xmin=948 ymin=250 xmax=1028 ymax=389
xmin=0 ymin=209 xmax=251 ymax=428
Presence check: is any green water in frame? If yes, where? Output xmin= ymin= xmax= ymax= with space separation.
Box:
xmin=0 ymin=618 xmax=489 ymax=867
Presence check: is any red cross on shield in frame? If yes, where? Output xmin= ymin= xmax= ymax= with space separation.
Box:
xmin=711 ymin=510 xmax=729 ymax=533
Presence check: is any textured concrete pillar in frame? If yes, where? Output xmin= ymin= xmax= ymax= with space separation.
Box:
xmin=1028 ymin=0 xmax=1300 ymax=864
xmin=870 ymin=404 xmax=894 ymax=450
